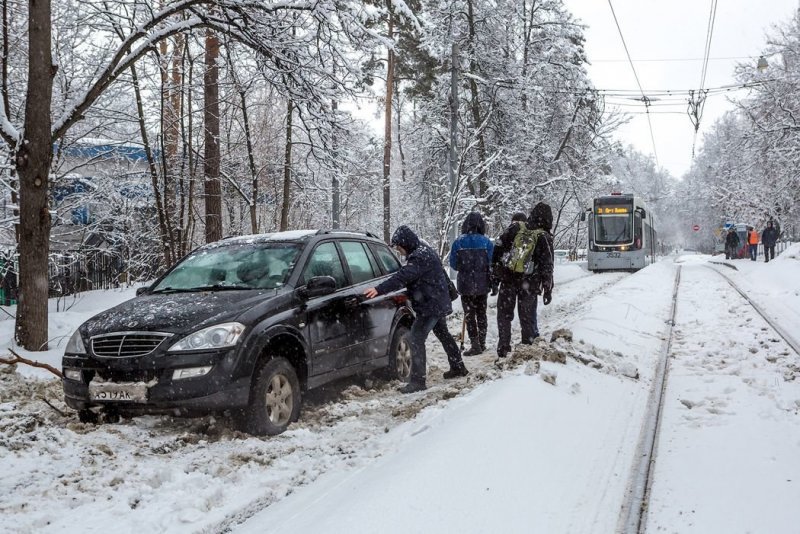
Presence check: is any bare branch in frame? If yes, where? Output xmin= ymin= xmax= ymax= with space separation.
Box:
xmin=0 ymin=348 xmax=63 ymax=378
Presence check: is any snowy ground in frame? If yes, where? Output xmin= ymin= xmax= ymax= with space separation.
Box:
xmin=1 ymin=246 xmax=799 ymax=533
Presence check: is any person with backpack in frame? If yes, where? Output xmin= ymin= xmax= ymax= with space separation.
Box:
xmin=364 ymin=225 xmax=468 ymax=393
xmin=449 ymin=212 xmax=494 ymax=356
xmin=491 ymin=203 xmax=555 ymax=359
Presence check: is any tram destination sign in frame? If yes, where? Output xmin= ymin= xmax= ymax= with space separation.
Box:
xmin=596 ymin=206 xmax=630 ymax=215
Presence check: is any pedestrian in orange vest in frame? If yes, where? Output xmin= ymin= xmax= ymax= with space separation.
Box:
xmin=747 ymin=226 xmax=759 ymax=261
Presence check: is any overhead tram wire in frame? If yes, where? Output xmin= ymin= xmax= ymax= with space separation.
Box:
xmin=607 ymin=0 xmax=659 ymax=167
xmin=690 ymin=0 xmax=719 ymax=157
xmin=591 ymin=55 xmax=762 ymax=63
xmin=699 ymin=0 xmax=718 ymax=91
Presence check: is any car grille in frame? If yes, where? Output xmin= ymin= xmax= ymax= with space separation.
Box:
xmin=91 ymin=332 xmax=170 ymax=358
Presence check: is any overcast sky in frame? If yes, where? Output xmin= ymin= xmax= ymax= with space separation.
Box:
xmin=562 ymin=0 xmax=799 ymax=178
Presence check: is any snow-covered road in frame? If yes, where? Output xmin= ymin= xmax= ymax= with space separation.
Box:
xmin=1 ymin=247 xmax=799 ymax=534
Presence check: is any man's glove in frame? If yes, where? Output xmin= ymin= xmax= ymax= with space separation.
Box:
xmin=541 ymin=276 xmax=553 ymax=305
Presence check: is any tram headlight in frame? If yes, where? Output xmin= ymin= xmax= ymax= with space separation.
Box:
xmin=620 ymin=246 xmax=629 ymax=251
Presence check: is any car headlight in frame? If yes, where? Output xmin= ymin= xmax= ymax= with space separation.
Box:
xmin=167 ymin=322 xmax=246 ymax=352
xmin=65 ymin=330 xmax=87 ymax=355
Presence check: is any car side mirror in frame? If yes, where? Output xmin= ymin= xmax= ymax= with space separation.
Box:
xmin=298 ymin=275 xmax=337 ymax=299
xmin=580 ymin=211 xmax=586 ymax=222
xmin=638 ymin=208 xmax=647 ymax=219
xmin=136 ymin=286 xmax=151 ymax=296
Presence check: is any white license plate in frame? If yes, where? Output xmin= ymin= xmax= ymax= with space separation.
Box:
xmin=88 ymin=382 xmax=148 ymax=403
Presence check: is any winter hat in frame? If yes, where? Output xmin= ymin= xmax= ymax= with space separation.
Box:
xmin=528 ymin=202 xmax=553 ymax=231
xmin=461 ymin=212 xmax=486 ymax=235
xmin=511 ymin=212 xmax=527 ymax=223
xmin=390 ymin=225 xmax=421 ymax=253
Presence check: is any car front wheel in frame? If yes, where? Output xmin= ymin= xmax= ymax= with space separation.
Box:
xmin=244 ymin=357 xmax=301 ymax=436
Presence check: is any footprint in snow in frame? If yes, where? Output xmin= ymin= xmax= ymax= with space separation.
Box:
xmin=679 ymin=398 xmax=704 ymax=409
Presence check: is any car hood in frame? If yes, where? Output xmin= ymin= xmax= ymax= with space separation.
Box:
xmin=80 ymin=290 xmax=279 ymax=337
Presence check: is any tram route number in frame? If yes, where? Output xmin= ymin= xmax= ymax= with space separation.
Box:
xmin=606 ymin=252 xmax=621 ymax=258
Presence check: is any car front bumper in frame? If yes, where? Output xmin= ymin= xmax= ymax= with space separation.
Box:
xmin=62 ymin=347 xmax=251 ymax=413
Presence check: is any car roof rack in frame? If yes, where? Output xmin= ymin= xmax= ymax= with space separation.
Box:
xmin=316 ymin=229 xmax=381 ymax=240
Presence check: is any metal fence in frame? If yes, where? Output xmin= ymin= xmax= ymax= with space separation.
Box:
xmin=0 ymin=250 xmax=161 ymax=305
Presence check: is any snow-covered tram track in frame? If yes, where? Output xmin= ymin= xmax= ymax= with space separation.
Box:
xmin=621 ymin=264 xmax=800 ymax=534
xmin=707 ymin=266 xmax=800 ymax=357
xmin=618 ymin=266 xmax=681 ymax=534
xmin=542 ymin=271 xmax=631 ymax=333
xmin=634 ymin=263 xmax=800 ymax=533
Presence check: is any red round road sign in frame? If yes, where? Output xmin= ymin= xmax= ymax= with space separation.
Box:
xmin=692 ymin=224 xmax=700 ymax=232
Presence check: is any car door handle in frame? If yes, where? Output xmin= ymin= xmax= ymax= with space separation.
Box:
xmin=343 ymin=296 xmax=362 ymax=308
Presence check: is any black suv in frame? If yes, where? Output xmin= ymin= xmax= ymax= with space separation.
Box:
xmin=62 ymin=230 xmax=414 ymax=435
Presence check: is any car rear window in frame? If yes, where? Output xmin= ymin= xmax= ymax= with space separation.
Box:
xmin=301 ymin=242 xmax=347 ymax=288
xmin=339 ymin=241 xmax=379 ymax=284
xmin=371 ymin=244 xmax=400 ymax=274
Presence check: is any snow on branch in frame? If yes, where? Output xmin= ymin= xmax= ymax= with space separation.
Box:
xmin=0 ymin=104 xmax=20 ymax=148
xmin=51 ymin=0 xmax=215 ymax=140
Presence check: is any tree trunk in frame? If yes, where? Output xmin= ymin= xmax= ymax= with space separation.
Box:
xmin=331 ymin=99 xmax=340 ymax=229
xmin=382 ymin=0 xmax=394 ymax=243
xmin=131 ymin=65 xmax=172 ymax=267
xmin=203 ymin=29 xmax=222 ymax=243
xmin=466 ymin=0 xmax=488 ymax=198
xmin=2 ymin=0 xmax=17 ymax=246
xmin=279 ymin=100 xmax=294 ymax=231
xmin=394 ymin=80 xmax=407 ymax=184
xmin=239 ymin=91 xmax=259 ymax=234
xmin=16 ymin=0 xmax=53 ymax=350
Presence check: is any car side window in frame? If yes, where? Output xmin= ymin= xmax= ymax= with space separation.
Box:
xmin=339 ymin=241 xmax=379 ymax=284
xmin=371 ymin=244 xmax=401 ymax=274
xmin=301 ymin=242 xmax=347 ymax=289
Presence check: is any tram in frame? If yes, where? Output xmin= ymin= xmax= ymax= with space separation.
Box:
xmin=581 ymin=193 xmax=658 ymax=272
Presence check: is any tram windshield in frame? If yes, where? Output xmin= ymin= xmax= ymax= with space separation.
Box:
xmin=594 ymin=213 xmax=633 ymax=244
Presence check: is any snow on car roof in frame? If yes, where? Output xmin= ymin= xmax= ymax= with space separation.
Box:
xmin=211 ymin=230 xmax=318 ymax=246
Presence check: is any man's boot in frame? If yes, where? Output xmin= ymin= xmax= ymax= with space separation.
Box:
xmin=463 ymin=345 xmax=483 ymax=356
xmin=443 ymin=364 xmax=469 ymax=379
xmin=398 ymin=381 xmax=427 ymax=394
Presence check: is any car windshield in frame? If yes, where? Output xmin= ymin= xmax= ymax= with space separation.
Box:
xmin=152 ymin=243 xmax=301 ymax=292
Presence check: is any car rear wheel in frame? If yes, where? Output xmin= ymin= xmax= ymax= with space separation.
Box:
xmin=387 ymin=325 xmax=411 ymax=382
xmin=245 ymin=357 xmax=301 ymax=436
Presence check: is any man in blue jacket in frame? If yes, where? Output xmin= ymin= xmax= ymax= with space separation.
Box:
xmin=449 ymin=212 xmax=494 ymax=356
xmin=364 ymin=226 xmax=468 ymax=393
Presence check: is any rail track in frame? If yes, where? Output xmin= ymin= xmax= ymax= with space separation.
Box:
xmin=619 ymin=262 xmax=800 ymax=533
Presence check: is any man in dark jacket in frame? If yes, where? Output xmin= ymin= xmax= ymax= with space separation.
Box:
xmin=724 ymin=227 xmax=740 ymax=260
xmin=761 ymin=220 xmax=779 ymax=262
xmin=491 ymin=203 xmax=555 ymax=359
xmin=449 ymin=212 xmax=494 ymax=356
xmin=364 ymin=225 xmax=467 ymax=393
